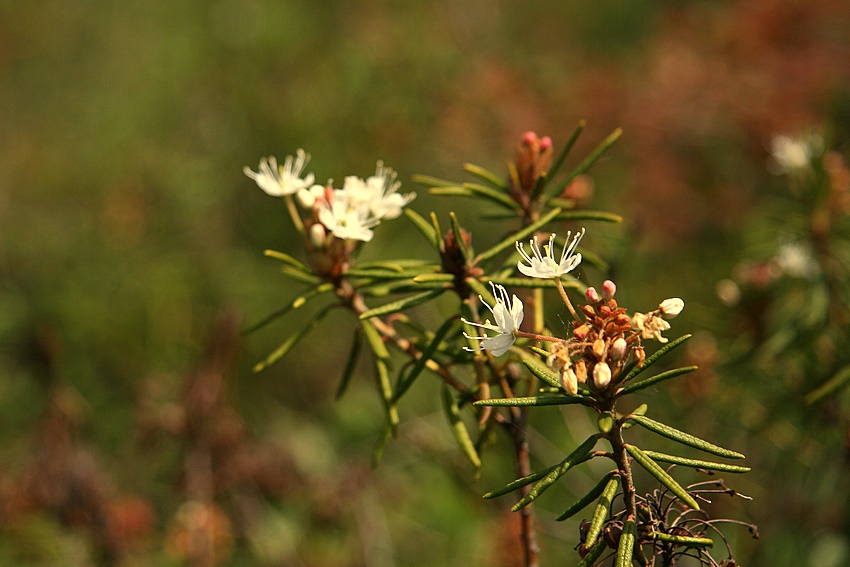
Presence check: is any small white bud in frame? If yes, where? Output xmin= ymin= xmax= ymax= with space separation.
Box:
xmin=309 ymin=223 xmax=327 ymax=248
xmin=659 ymin=298 xmax=684 ymax=319
xmin=560 ymin=367 xmax=578 ymax=396
xmin=610 ymin=337 xmax=628 ymax=361
xmin=593 ymin=361 xmax=612 ymax=390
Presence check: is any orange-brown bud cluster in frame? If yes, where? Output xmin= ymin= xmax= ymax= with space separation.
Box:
xmin=546 ymin=281 xmax=647 ymax=397
xmin=509 ymin=131 xmax=553 ymax=209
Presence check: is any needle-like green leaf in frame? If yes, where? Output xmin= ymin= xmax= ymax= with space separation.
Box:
xmin=511 ymin=436 xmax=598 ymax=511
xmin=474 ymin=207 xmax=563 ymax=264
xmin=394 ymin=317 xmax=457 ymax=401
xmin=358 ymin=288 xmax=446 ymax=320
xmin=252 ymin=305 xmax=334 ymax=372
xmin=618 ymin=366 xmax=698 ymax=395
xmin=616 ymin=518 xmax=636 ymax=567
xmin=474 ymin=395 xmax=586 ymax=407
xmin=404 ymin=209 xmax=439 ymax=249
xmin=556 ymin=472 xmax=619 ymax=521
xmin=442 ymin=385 xmax=481 ymax=470
xmin=642 ymin=451 xmax=751 ymax=473
xmin=463 ymin=162 xmax=507 ymax=189
xmin=626 ymin=444 xmax=700 ymax=510
xmin=629 ymin=415 xmax=745 ymax=459
xmin=242 ymin=282 xmax=334 ymax=335
xmin=622 ymin=334 xmax=692 ymax=382
xmin=585 ymin=474 xmax=621 ymax=547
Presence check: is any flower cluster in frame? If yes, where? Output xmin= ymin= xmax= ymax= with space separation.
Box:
xmin=245 ymin=151 xmax=415 ymax=243
xmin=461 ymin=227 xmax=686 ymax=398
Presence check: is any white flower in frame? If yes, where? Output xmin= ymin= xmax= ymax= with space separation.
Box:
xmin=516 ymin=228 xmax=585 ymax=279
xmin=244 ymin=149 xmax=315 ymax=196
xmin=366 ymin=161 xmax=415 ymax=220
xmin=775 ymin=241 xmax=819 ymax=279
xmin=462 ymin=283 xmax=524 ymax=357
xmin=658 ymin=298 xmax=685 ymax=319
xmin=769 ymin=134 xmax=821 ymax=174
xmin=632 ymin=312 xmax=672 ymax=343
xmin=318 ymin=196 xmax=379 ymax=242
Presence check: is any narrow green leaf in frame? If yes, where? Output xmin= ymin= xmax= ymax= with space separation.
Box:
xmin=547 ymin=120 xmax=586 ymax=182
xmin=466 ymin=277 xmax=496 ymax=306
xmin=548 ymin=127 xmax=623 ymax=199
xmin=622 ymin=334 xmax=692 ymax=382
xmin=252 ymin=305 xmax=333 ymax=372
xmin=586 ymin=474 xmax=621 ymax=546
xmin=278 ymin=267 xmax=322 ymax=285
xmin=474 ymin=207 xmax=563 ymax=264
xmin=450 ymin=212 xmax=473 ymax=263
xmin=463 ymin=182 xmax=519 ymax=210
xmin=642 ymin=451 xmax=751 ymax=473
xmin=629 ymin=415 xmax=745 ymax=459
xmin=616 ymin=519 xmax=636 ymax=567
xmin=483 ymin=463 xmax=559 ymax=499
xmin=555 ymin=210 xmax=623 ymax=223
xmin=626 ymin=444 xmax=700 ymax=510
xmin=263 ymin=249 xmax=311 ymax=272
xmin=394 ymin=317 xmax=457 ymax=401
xmin=410 ymin=173 xmax=455 ymax=188
xmin=404 ymin=209 xmax=439 ymax=249
xmin=360 ymin=318 xmax=390 ymax=360
xmin=431 ymin=186 xmax=474 ymax=197
xmin=556 ymin=472 xmax=618 ymax=521
xmin=463 ymin=162 xmax=507 ymax=189
xmin=474 ymin=395 xmax=586 ymax=407
xmin=618 ymin=366 xmax=698 ymax=395
xmin=242 ymin=282 xmax=334 ymax=334
xmin=805 ymin=364 xmax=850 ymax=405
xmin=512 ymin=436 xmax=598 ymax=511
xmin=650 ymin=532 xmax=714 ymax=548
xmin=442 ymin=385 xmax=481 ymax=470
xmin=429 ymin=212 xmax=442 ymax=242
xmin=522 ymin=357 xmax=562 ymax=389
xmin=547 ymin=197 xmax=577 ymax=209
xmin=359 ymin=288 xmax=445 ymax=320
xmin=336 ymin=330 xmax=362 ymax=400
xmin=478 ymin=209 xmax=523 ymax=221
xmin=412 ymin=272 xmax=455 ymax=284
xmin=375 ymin=359 xmax=399 ymax=435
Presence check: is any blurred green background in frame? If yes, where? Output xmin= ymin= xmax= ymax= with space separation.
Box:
xmin=2 ymin=0 xmax=850 ymax=565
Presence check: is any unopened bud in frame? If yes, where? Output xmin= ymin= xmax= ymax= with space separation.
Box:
xmin=309 ymin=223 xmax=327 ymax=248
xmin=611 ymin=337 xmax=628 ymax=361
xmin=593 ymin=361 xmax=612 ymax=390
xmin=592 ymin=338 xmax=606 ymax=359
xmin=585 ymin=287 xmax=600 ymax=303
xmin=659 ymin=297 xmax=685 ymax=318
xmin=601 ymin=280 xmax=617 ymax=300
xmin=575 ymin=359 xmax=588 ymax=383
xmin=573 ymin=324 xmax=589 ymax=339
xmin=560 ymin=367 xmax=578 ymax=395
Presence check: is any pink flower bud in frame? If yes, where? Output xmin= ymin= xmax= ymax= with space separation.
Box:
xmin=522 ymin=131 xmax=537 ymax=146
xmin=601 ymin=280 xmax=617 ymax=300
xmin=540 ymin=136 xmax=553 ymax=150
xmin=585 ymin=287 xmax=600 ymax=303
